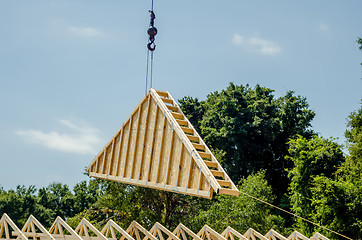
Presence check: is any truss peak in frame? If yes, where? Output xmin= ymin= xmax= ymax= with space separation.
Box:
xmin=221 ymin=226 xmax=248 ymax=240
xmin=149 ymin=222 xmax=179 ymax=240
xmin=17 ymin=215 xmax=55 ymax=240
xmin=101 ymin=220 xmax=134 ymax=240
xmin=0 ymin=213 xmax=27 ymax=240
xmin=75 ymin=218 xmax=107 ymax=240
xmin=87 ymin=89 xmax=239 ymax=199
xmin=49 ymin=216 xmax=82 ymax=240
xmin=173 ymin=223 xmax=202 ymax=240
xmin=197 ymin=225 xmax=226 ymax=240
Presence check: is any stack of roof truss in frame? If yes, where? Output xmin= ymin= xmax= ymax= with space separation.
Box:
xmin=0 ymin=214 xmax=330 ymax=240
xmin=87 ymin=89 xmax=239 ymax=199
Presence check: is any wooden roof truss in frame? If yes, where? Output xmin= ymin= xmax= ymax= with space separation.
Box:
xmin=87 ymin=89 xmax=239 ymax=199
xmin=0 ymin=214 xmax=330 ymax=240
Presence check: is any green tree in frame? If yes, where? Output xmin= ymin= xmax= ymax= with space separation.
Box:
xmin=189 ymin=170 xmax=285 ymax=234
xmin=287 ymin=136 xmax=344 ymax=237
xmin=179 ymin=83 xmax=315 ymax=196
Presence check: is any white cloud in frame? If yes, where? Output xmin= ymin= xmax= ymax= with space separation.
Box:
xmin=15 ymin=119 xmax=102 ymax=155
xmin=68 ymin=26 xmax=103 ymax=37
xmin=319 ymin=23 xmax=329 ymax=32
xmin=232 ymin=34 xmax=281 ymax=55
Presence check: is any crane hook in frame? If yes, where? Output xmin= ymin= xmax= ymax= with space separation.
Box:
xmin=147 ymin=10 xmax=157 ymax=51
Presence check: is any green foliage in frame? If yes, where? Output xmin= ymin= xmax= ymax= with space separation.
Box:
xmin=179 ymin=83 xmax=315 ymax=196
xmin=189 ymin=170 xmax=285 ymax=234
xmin=0 ymin=180 xmax=103 ymax=228
xmin=287 ymin=135 xmax=344 ymax=236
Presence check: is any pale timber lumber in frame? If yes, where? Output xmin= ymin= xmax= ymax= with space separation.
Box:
xmin=123 ymin=221 xmax=156 ymax=240
xmin=101 ymin=220 xmax=134 ymax=240
xmin=243 ymin=229 xmax=268 ymax=240
xmin=0 ymin=213 xmax=27 ymax=240
xmin=20 ymin=215 xmax=55 ymax=240
xmin=87 ymin=89 xmax=239 ymax=199
xmin=149 ymin=222 xmax=179 ymax=240
xmin=221 ymin=227 xmax=248 ymax=240
xmin=286 ymin=231 xmax=309 ymax=240
xmin=49 ymin=217 xmax=83 ymax=240
xmin=75 ymin=218 xmax=107 ymax=240
xmin=264 ymin=230 xmax=287 ymax=240
xmin=197 ymin=225 xmax=226 ymax=240
xmin=310 ymin=233 xmax=329 ymax=240
xmin=173 ymin=223 xmax=202 ymax=240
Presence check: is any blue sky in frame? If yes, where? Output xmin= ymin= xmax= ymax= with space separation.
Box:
xmin=1 ymin=1 xmax=361 ymax=190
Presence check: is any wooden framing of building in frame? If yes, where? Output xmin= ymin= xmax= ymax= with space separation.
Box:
xmin=0 ymin=214 xmax=330 ymax=240
xmin=87 ymin=89 xmax=239 ymax=199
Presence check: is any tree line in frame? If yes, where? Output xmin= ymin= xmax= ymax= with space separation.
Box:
xmin=1 ymin=40 xmax=361 ymax=240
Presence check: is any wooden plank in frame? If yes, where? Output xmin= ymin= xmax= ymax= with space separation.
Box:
xmin=204 ymin=161 xmax=218 ymax=168
xmin=145 ymin=105 xmax=159 ymax=182
xmin=171 ymin=112 xmax=183 ymax=120
xmin=198 ymin=152 xmax=211 ymax=159
xmin=155 ymin=115 xmax=167 ymax=184
xmin=121 ymin=117 xmax=133 ymax=178
xmin=210 ymin=170 xmax=224 ymax=178
xmin=130 ymin=105 xmax=142 ymax=179
xmin=167 ymin=105 xmax=178 ymax=112
xmin=161 ymin=98 xmax=173 ymax=104
xmin=163 ymin=128 xmax=175 ymax=186
xmin=137 ymin=95 xmax=152 ymax=180
xmin=115 ymin=125 xmax=124 ymax=177
xmin=176 ymin=119 xmax=188 ymax=127
xmin=217 ymin=180 xmax=231 ymax=187
xmin=187 ymin=135 xmax=199 ymax=142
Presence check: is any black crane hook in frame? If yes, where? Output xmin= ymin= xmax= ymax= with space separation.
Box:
xmin=147 ymin=10 xmax=157 ymax=51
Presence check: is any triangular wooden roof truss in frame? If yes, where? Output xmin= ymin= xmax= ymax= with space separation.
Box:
xmin=173 ymin=223 xmax=203 ymax=240
xmin=0 ymin=213 xmax=27 ymax=240
xmin=0 ymin=214 xmax=331 ymax=240
xmin=87 ymin=89 xmax=239 ymax=199
xmin=101 ymin=220 xmax=134 ymax=240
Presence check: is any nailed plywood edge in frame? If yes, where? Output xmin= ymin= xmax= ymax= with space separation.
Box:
xmin=87 ymin=89 xmax=239 ymax=199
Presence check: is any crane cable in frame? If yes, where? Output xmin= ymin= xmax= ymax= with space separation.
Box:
xmin=145 ymin=0 xmax=157 ymax=95
xmin=212 ymin=190 xmax=354 ymax=240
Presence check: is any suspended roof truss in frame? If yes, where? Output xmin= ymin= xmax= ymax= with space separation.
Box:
xmin=87 ymin=89 xmax=239 ymax=199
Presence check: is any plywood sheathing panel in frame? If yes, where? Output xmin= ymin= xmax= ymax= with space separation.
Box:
xmin=87 ymin=89 xmax=239 ymax=199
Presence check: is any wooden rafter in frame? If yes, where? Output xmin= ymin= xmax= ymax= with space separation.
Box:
xmin=148 ymin=222 xmax=179 ymax=240
xmin=49 ymin=216 xmax=83 ymax=240
xmin=173 ymin=223 xmax=203 ymax=240
xmin=75 ymin=218 xmax=107 ymax=240
xmin=123 ymin=221 xmax=157 ymax=240
xmin=287 ymin=231 xmax=309 ymax=240
xmin=243 ymin=228 xmax=268 ymax=240
xmin=101 ymin=220 xmax=134 ymax=240
xmin=264 ymin=230 xmax=287 ymax=240
xmin=0 ymin=214 xmax=332 ymax=240
xmin=197 ymin=225 xmax=226 ymax=240
xmin=0 ymin=213 xmax=27 ymax=240
xmin=20 ymin=215 xmax=55 ymax=240
xmin=87 ymin=89 xmax=239 ymax=199
xmin=310 ymin=233 xmax=329 ymax=240
xmin=221 ymin=226 xmax=248 ymax=240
